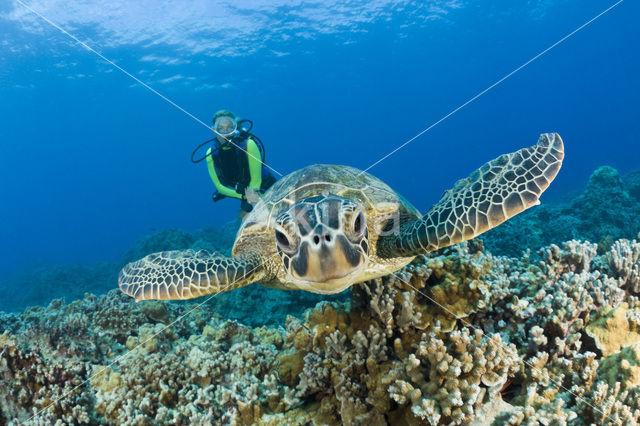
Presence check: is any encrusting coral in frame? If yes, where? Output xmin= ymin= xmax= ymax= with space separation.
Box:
xmin=584 ymin=303 xmax=640 ymax=356
xmin=91 ymin=320 xmax=293 ymax=424
xmin=0 ymin=333 xmax=93 ymax=423
xmin=1 ymin=234 xmax=640 ymax=424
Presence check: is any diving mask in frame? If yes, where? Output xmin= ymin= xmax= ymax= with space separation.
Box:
xmin=213 ymin=116 xmax=238 ymax=137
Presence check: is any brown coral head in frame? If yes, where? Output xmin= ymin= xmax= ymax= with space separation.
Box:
xmin=275 ymin=195 xmax=369 ymax=293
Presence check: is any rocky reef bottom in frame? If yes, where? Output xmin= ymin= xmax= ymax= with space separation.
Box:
xmin=1 ymin=236 xmax=640 ymax=425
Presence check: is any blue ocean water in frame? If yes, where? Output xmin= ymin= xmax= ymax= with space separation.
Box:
xmin=3 ymin=2 xmax=640 ymax=424
xmin=0 ymin=0 xmax=638 ymax=302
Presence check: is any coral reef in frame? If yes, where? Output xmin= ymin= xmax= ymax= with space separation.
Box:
xmin=2 ymin=165 xmax=640 ymax=424
xmin=91 ymin=320 xmax=292 ymax=424
xmin=584 ymin=303 xmax=640 ymax=356
xmin=0 ymin=333 xmax=93 ymax=424
xmin=2 ymin=236 xmax=640 ymax=424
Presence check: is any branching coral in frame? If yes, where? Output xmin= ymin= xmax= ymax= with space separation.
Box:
xmin=2 ymin=235 xmax=640 ymax=424
xmin=605 ymin=239 xmax=640 ymax=294
xmin=389 ymin=328 xmax=520 ymax=425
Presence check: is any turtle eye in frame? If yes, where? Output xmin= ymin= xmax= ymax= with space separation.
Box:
xmin=351 ymin=211 xmax=366 ymax=237
xmin=276 ymin=230 xmax=289 ymax=247
xmin=275 ymin=229 xmax=296 ymax=253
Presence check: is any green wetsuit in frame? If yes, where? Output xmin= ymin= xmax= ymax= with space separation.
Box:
xmin=206 ymin=138 xmax=263 ymax=199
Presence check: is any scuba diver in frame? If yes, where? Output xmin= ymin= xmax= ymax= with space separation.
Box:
xmin=192 ymin=110 xmax=276 ymax=217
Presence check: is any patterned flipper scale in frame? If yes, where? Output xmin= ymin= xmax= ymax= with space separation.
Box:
xmin=382 ymin=133 xmax=564 ymax=257
xmin=119 ymin=249 xmax=262 ymax=301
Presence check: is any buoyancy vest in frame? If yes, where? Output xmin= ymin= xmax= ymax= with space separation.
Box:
xmin=212 ymin=140 xmax=253 ymax=193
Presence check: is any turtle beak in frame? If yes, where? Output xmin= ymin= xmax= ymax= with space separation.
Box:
xmin=290 ymin=225 xmax=364 ymax=284
xmin=276 ymin=195 xmax=370 ymax=294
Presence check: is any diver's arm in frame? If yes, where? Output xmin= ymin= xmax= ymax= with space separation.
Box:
xmin=206 ymin=147 xmax=242 ymax=199
xmin=246 ymin=138 xmax=263 ymax=190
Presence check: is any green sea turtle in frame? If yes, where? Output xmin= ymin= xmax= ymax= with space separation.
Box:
xmin=119 ymin=133 xmax=564 ymax=301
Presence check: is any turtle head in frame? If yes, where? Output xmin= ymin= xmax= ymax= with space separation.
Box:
xmin=274 ymin=195 xmax=369 ymax=293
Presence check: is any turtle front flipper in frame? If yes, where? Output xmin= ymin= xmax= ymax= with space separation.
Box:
xmin=119 ymin=249 xmax=265 ymax=301
xmin=379 ymin=133 xmax=564 ymax=258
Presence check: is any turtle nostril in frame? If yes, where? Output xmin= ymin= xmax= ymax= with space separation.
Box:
xmin=324 ymin=234 xmax=331 ymax=242
xmin=313 ymin=235 xmax=320 ymax=245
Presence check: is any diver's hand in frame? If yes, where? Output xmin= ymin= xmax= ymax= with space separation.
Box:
xmin=245 ymin=188 xmax=260 ymax=205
